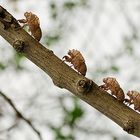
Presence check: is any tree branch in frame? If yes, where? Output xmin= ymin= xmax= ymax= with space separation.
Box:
xmin=0 ymin=5 xmax=140 ymax=138
xmin=0 ymin=91 xmax=43 ymax=140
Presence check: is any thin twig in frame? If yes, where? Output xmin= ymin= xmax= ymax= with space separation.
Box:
xmin=0 ymin=120 xmax=19 ymax=133
xmin=0 ymin=91 xmax=43 ymax=140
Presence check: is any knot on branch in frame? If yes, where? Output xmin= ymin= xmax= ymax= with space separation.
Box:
xmin=123 ymin=120 xmax=135 ymax=134
xmin=0 ymin=7 xmax=12 ymax=29
xmin=76 ymin=79 xmax=93 ymax=94
xmin=13 ymin=40 xmax=27 ymax=53
xmin=0 ymin=6 xmax=20 ymax=29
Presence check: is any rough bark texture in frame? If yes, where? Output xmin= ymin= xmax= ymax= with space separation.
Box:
xmin=0 ymin=5 xmax=140 ymax=138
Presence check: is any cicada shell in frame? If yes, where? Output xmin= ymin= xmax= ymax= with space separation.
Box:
xmin=18 ymin=12 xmax=42 ymax=41
xmin=63 ymin=49 xmax=87 ymax=76
xmin=99 ymin=77 xmax=125 ymax=102
xmin=125 ymin=91 xmax=140 ymax=112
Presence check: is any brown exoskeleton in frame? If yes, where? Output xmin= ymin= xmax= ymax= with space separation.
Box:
xmin=62 ymin=49 xmax=87 ymax=76
xmin=125 ymin=90 xmax=140 ymax=112
xmin=99 ymin=77 xmax=125 ymax=102
xmin=18 ymin=12 xmax=42 ymax=41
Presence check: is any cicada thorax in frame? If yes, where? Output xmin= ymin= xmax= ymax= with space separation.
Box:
xmin=19 ymin=12 xmax=42 ymax=41
xmin=127 ymin=91 xmax=140 ymax=111
xmin=100 ymin=77 xmax=125 ymax=102
xmin=63 ymin=49 xmax=87 ymax=76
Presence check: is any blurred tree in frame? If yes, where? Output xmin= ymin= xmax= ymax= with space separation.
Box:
xmin=0 ymin=0 xmax=140 ymax=140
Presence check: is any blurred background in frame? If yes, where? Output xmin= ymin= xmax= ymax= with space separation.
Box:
xmin=0 ymin=0 xmax=140 ymax=140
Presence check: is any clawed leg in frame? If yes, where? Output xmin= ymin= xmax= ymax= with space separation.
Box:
xmin=21 ymin=24 xmax=28 ymax=29
xmin=15 ymin=23 xmax=28 ymax=31
xmin=18 ymin=19 xmax=27 ymax=23
xmin=111 ymin=91 xmax=115 ymax=96
xmin=134 ymin=106 xmax=138 ymax=110
xmin=15 ymin=19 xmax=28 ymax=31
xmin=124 ymin=98 xmax=133 ymax=106
xmin=99 ymin=84 xmax=109 ymax=91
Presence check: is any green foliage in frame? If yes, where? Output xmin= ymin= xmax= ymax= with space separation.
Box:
xmin=13 ymin=53 xmax=24 ymax=70
xmin=0 ymin=62 xmax=6 ymax=70
xmin=50 ymin=2 xmax=58 ymax=19
xmin=112 ymin=136 xmax=118 ymax=140
xmin=95 ymin=64 xmax=119 ymax=75
xmin=46 ymin=34 xmax=61 ymax=46
xmin=110 ymin=65 xmax=119 ymax=73
xmin=49 ymin=97 xmax=84 ymax=140
xmin=63 ymin=0 xmax=89 ymax=10
xmin=0 ymin=52 xmax=25 ymax=71
xmin=124 ymin=37 xmax=133 ymax=55
xmin=50 ymin=126 xmax=74 ymax=140
xmin=63 ymin=2 xmax=77 ymax=10
xmin=64 ymin=98 xmax=84 ymax=128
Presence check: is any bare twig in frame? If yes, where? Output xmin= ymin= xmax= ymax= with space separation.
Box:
xmin=0 ymin=120 xmax=19 ymax=133
xmin=0 ymin=5 xmax=140 ymax=138
xmin=0 ymin=91 xmax=43 ymax=140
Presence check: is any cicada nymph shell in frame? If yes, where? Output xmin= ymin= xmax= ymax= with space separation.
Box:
xmin=125 ymin=90 xmax=140 ymax=112
xmin=99 ymin=77 xmax=125 ymax=102
xmin=18 ymin=12 xmax=42 ymax=41
xmin=63 ymin=49 xmax=87 ymax=76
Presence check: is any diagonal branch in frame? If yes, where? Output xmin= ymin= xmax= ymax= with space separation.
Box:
xmin=0 ymin=5 xmax=140 ymax=138
xmin=0 ymin=91 xmax=43 ymax=140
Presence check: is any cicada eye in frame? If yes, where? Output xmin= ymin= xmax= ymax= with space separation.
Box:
xmin=103 ymin=78 xmax=107 ymax=82
xmin=24 ymin=12 xmax=29 ymax=17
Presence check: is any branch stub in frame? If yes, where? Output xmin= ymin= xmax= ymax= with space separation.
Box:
xmin=13 ymin=40 xmax=26 ymax=53
xmin=76 ymin=79 xmax=93 ymax=94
